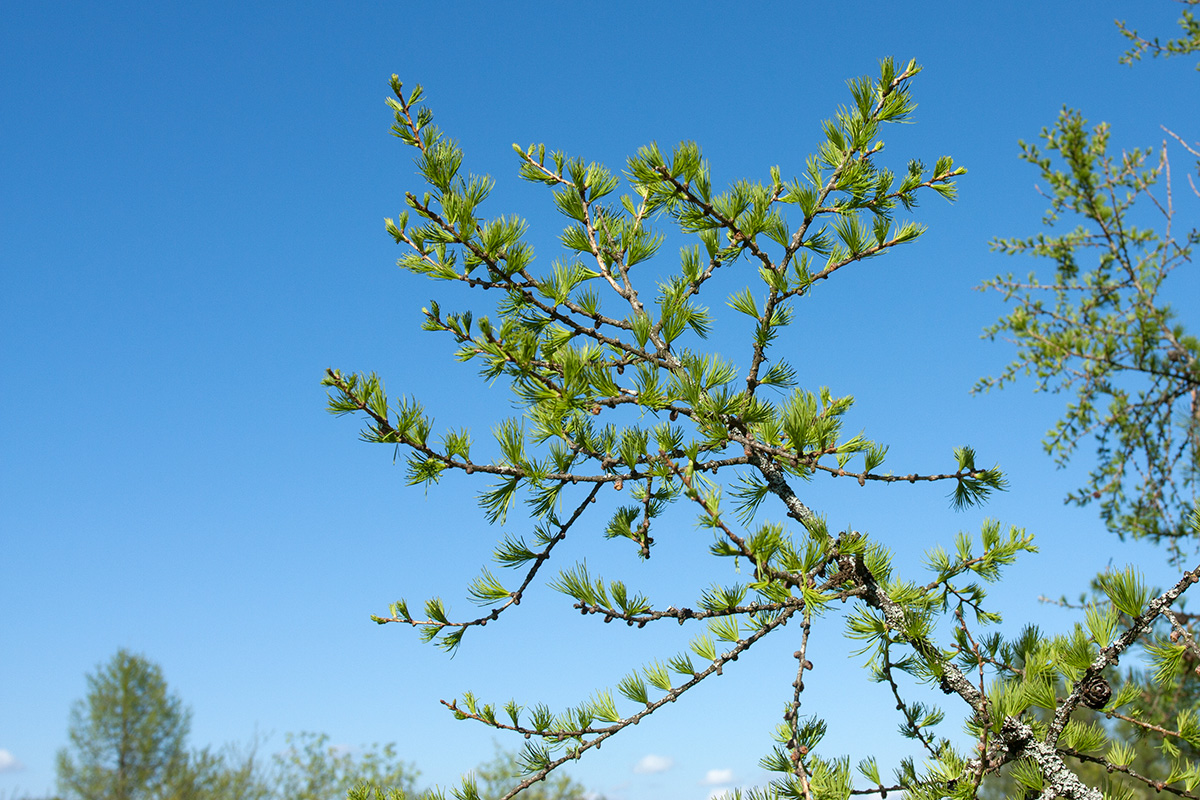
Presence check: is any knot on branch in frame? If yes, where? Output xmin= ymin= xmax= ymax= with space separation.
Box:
xmin=1000 ymin=717 xmax=1033 ymax=749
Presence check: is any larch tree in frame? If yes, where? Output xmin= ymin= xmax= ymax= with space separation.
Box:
xmin=57 ymin=650 xmax=191 ymax=800
xmin=978 ymin=103 xmax=1199 ymax=558
xmin=328 ymin=49 xmax=1200 ymax=800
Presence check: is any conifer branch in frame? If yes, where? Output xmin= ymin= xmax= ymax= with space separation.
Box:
xmin=335 ymin=61 xmax=1200 ymax=800
xmin=573 ymin=598 xmax=799 ymax=627
xmin=370 ymin=483 xmax=602 ymax=635
xmin=1046 ymin=563 xmax=1200 ymax=747
xmin=1062 ymin=749 xmax=1200 ymax=800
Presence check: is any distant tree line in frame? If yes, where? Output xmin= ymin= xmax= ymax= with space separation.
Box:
xmin=3 ymin=649 xmax=594 ymax=800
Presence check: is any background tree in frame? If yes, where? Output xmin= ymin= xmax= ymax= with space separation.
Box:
xmin=1117 ymin=0 xmax=1200 ymax=69
xmin=271 ymin=733 xmax=421 ymax=800
xmin=162 ymin=743 xmax=271 ymax=800
xmin=54 ymin=654 xmax=422 ymax=800
xmin=57 ymin=649 xmax=191 ymax=800
xmin=52 ymin=651 xmax=599 ymax=800
xmin=980 ymin=3 xmax=1200 ymax=559
xmin=325 ymin=53 xmax=1200 ymax=800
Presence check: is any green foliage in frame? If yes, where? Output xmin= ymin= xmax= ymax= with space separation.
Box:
xmin=976 ymin=11 xmax=1200 ymax=798
xmin=1118 ymin=0 xmax=1200 ymax=69
xmin=162 ymin=743 xmax=271 ymax=800
xmin=979 ymin=107 xmax=1199 ymax=557
xmin=1097 ymin=567 xmax=1151 ymax=619
xmin=53 ymin=652 xmax=276 ymax=800
xmin=332 ymin=58 xmax=1030 ymax=800
xmin=272 ymin=732 xmax=421 ymax=800
xmin=345 ymin=786 xmax=413 ymax=800
xmin=56 ymin=649 xmax=194 ymax=800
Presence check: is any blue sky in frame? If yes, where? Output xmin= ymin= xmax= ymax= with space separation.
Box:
xmin=2 ymin=2 xmax=1198 ymax=799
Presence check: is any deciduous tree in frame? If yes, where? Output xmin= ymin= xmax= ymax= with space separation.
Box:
xmin=56 ymin=649 xmax=191 ymax=800
xmin=272 ymin=733 xmax=421 ymax=800
xmin=162 ymin=743 xmax=270 ymax=800
xmin=326 ymin=50 xmax=1200 ymax=800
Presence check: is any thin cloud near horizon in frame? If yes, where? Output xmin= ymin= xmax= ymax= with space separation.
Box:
xmin=702 ymin=768 xmax=734 ymax=785
xmin=633 ymin=754 xmax=674 ymax=774
xmin=0 ymin=750 xmax=25 ymax=773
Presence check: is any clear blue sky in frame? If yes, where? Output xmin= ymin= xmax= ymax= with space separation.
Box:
xmin=2 ymin=2 xmax=1197 ymax=799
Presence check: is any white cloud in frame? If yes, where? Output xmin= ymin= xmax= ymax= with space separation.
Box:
xmin=633 ymin=753 xmax=674 ymax=774
xmin=0 ymin=749 xmax=24 ymax=773
xmin=702 ymin=768 xmax=735 ymax=785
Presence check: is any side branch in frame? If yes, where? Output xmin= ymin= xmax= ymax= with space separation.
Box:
xmin=1063 ymin=749 xmax=1200 ymax=800
xmin=574 ymin=598 xmax=801 ymax=627
xmin=373 ymin=483 xmax=603 ymax=631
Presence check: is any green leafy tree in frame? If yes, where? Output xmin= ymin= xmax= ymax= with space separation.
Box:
xmin=163 ymin=743 xmax=271 ymax=800
xmin=57 ymin=649 xmax=192 ymax=800
xmin=325 ymin=52 xmax=1200 ymax=800
xmin=978 ymin=108 xmax=1199 ymax=556
xmin=1118 ymin=0 xmax=1200 ymax=69
xmin=272 ymin=733 xmax=421 ymax=800
xmin=981 ymin=1 xmax=1199 ymax=558
xmin=54 ymin=652 xmax=562 ymax=800
xmin=55 ymin=650 xmax=273 ymax=800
